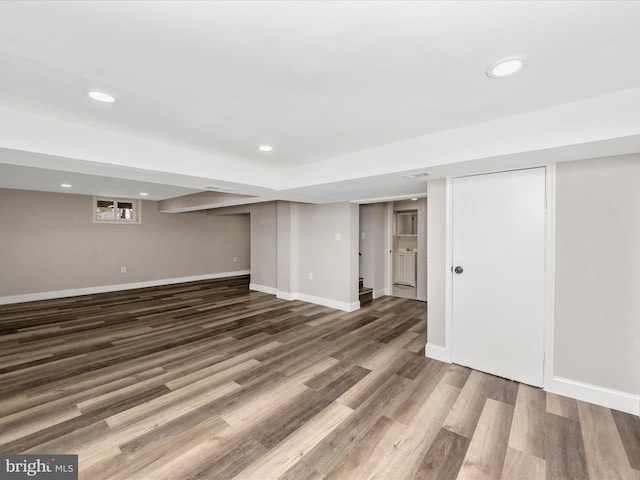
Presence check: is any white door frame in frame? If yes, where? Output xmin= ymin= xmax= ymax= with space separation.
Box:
xmin=443 ymin=164 xmax=556 ymax=388
xmin=384 ymin=202 xmax=394 ymax=296
xmin=385 ymin=200 xmax=428 ymax=299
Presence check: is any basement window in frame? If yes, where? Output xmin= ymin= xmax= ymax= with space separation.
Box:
xmin=93 ymin=197 xmax=141 ymax=224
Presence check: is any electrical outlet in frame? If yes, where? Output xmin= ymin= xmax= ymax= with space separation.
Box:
xmin=361 ymin=232 xmax=365 ymax=239
xmin=334 ymin=233 xmax=341 ymax=241
xmin=120 ymin=266 xmax=126 ymax=273
xmin=233 ymin=256 xmax=237 ymax=262
xmin=308 ymin=272 xmax=313 ymax=280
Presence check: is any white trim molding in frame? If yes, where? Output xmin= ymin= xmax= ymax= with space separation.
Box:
xmin=373 ymin=288 xmax=386 ymax=299
xmin=426 ymin=343 xmax=451 ymax=364
xmin=384 ymin=202 xmax=394 ymax=299
xmin=543 ymin=163 xmax=557 ymax=388
xmin=276 ymin=291 xmax=359 ymax=312
xmin=249 ymin=283 xmax=277 ymax=295
xmin=546 ymin=376 xmax=640 ymax=416
xmin=0 ymin=270 xmax=251 ymax=305
xmin=275 ymin=290 xmax=295 ymax=301
xmin=442 ymin=176 xmax=454 ymax=362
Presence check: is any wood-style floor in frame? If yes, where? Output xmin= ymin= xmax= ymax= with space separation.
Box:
xmin=1 ymin=276 xmax=638 ymax=480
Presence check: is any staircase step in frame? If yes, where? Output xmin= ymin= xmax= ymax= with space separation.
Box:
xmin=359 ymin=287 xmax=373 ymax=305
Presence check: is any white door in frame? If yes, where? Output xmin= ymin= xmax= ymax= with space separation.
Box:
xmin=452 ymin=168 xmax=545 ymax=386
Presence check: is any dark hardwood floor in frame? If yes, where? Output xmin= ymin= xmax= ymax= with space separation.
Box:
xmin=1 ymin=275 xmax=638 ymax=479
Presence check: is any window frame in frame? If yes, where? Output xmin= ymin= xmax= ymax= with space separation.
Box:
xmin=93 ymin=196 xmax=142 ymax=224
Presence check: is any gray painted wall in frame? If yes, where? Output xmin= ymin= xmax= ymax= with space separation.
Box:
xmin=209 ymin=201 xmax=277 ymax=291
xmin=215 ymin=200 xmax=359 ymax=308
xmin=292 ymin=202 xmax=359 ymax=306
xmin=426 ymin=157 xmax=640 ymax=398
xmin=359 ymin=203 xmax=386 ymax=295
xmin=0 ymin=188 xmax=250 ymax=297
xmin=277 ymin=201 xmax=294 ymax=294
xmin=426 ymin=179 xmax=447 ymax=347
xmin=416 ymin=197 xmax=427 ymax=302
xmin=555 ymin=156 xmax=640 ymax=394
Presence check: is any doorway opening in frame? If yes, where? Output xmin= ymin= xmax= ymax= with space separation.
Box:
xmin=390 ymin=198 xmax=426 ymax=301
xmin=393 ymin=207 xmax=418 ymax=299
xmin=358 ymin=198 xmax=426 ymax=304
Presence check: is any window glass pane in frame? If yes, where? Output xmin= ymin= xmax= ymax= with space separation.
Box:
xmin=117 ymin=202 xmax=135 ymax=220
xmin=96 ymin=200 xmax=115 ymax=221
xmin=94 ymin=197 xmax=139 ymax=223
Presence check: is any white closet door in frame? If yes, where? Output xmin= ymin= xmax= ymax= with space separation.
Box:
xmin=452 ymin=168 xmax=545 ymax=386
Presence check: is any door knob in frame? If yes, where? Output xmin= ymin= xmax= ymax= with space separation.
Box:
xmin=454 ymin=266 xmax=464 ymax=274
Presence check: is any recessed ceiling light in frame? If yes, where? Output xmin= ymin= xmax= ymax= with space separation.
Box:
xmin=140 ymin=192 xmax=148 ymax=196
xmin=402 ymin=172 xmax=431 ymax=179
xmin=86 ymin=90 xmax=118 ymax=103
xmin=258 ymin=145 xmax=273 ymax=152
xmin=205 ymin=185 xmax=237 ymax=191
xmin=60 ymin=183 xmax=72 ymax=188
xmin=486 ymin=57 xmax=528 ymax=79
xmin=411 ymin=198 xmax=418 ymax=201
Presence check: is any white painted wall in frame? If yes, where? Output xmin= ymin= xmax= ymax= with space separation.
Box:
xmin=280 ymin=87 xmax=640 ymax=190
xmin=0 ymin=104 xmax=280 ymax=189
xmin=554 ymin=155 xmax=640 ymax=396
xmin=6 ymin=86 xmax=640 ymax=206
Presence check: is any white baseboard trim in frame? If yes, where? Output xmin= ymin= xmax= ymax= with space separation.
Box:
xmin=373 ymin=288 xmax=386 ymax=299
xmin=425 ymin=343 xmax=451 ymax=363
xmin=276 ymin=291 xmax=359 ymax=312
xmin=249 ymin=283 xmax=277 ymax=295
xmin=546 ymin=375 xmax=639 ymax=416
xmin=0 ymin=270 xmax=251 ymax=305
xmin=275 ymin=290 xmax=295 ymax=301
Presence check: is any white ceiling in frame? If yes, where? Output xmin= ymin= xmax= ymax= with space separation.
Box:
xmin=1 ymin=1 xmax=640 ymax=206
